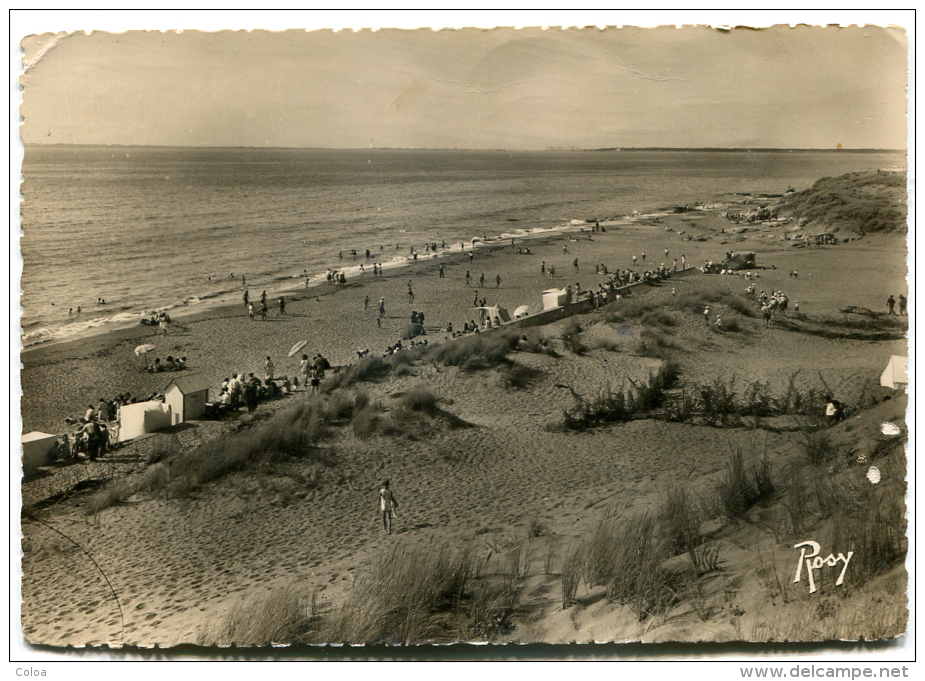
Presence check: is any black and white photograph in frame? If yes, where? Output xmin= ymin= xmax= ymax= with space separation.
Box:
xmin=12 ymin=11 xmax=912 ymax=661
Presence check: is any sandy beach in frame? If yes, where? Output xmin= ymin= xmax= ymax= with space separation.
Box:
xmin=20 ymin=196 xmax=909 ymax=648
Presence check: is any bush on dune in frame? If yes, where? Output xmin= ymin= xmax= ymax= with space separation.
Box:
xmin=560 ymin=318 xmax=588 ymax=355
xmin=557 ymin=361 xmax=679 ymax=431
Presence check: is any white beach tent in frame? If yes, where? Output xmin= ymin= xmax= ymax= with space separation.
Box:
xmin=542 ymin=288 xmax=568 ymax=311
xmin=21 ymin=432 xmax=57 ymax=475
xmin=880 ymin=355 xmax=908 ymax=390
xmin=118 ymin=401 xmax=172 ymax=442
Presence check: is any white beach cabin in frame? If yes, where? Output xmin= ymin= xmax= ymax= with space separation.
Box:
xmin=542 ymin=288 xmax=569 ymax=311
xmin=21 ymin=432 xmax=57 ymax=475
xmin=880 ymin=355 xmax=908 ymax=390
xmin=164 ymin=374 xmax=211 ymax=425
xmin=118 ymin=401 xmax=172 ymax=442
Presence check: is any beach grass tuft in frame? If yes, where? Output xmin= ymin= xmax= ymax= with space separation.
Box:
xmin=314 ymin=543 xmax=513 ymax=644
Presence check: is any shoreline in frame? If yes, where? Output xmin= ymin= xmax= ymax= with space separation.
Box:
xmin=20 ymin=214 xmax=655 ymax=364
xmin=20 ymin=208 xmax=722 ymax=434
xmin=24 ymin=186 xmax=904 ymax=435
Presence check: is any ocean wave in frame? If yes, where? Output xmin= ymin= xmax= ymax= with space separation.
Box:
xmin=22 ymin=311 xmax=145 ymax=346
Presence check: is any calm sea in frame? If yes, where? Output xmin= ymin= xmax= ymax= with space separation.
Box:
xmin=19 ymin=146 xmax=904 ymax=346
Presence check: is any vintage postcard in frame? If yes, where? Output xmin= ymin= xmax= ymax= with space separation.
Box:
xmin=14 ymin=15 xmax=911 ymax=660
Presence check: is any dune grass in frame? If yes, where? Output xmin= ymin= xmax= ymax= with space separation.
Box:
xmin=583 ymin=513 xmax=682 ymax=620
xmin=198 ymin=581 xmax=319 ymax=646
xmin=313 ymin=543 xmax=515 ymax=644
xmin=708 ymin=449 xmax=775 ymax=525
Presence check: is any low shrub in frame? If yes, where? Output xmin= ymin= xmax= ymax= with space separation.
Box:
xmin=559 ymin=361 xmax=679 ymax=431
xmin=698 ymin=376 xmax=740 ymax=427
xmin=400 ymin=385 xmax=440 ymax=414
xmin=665 ymin=389 xmax=696 ymax=423
xmin=561 ymin=318 xmax=588 ymax=355
xmin=425 ymin=330 xmax=520 ymax=371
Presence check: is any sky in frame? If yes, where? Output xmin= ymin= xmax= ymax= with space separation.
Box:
xmin=17 ymin=18 xmax=909 ymax=150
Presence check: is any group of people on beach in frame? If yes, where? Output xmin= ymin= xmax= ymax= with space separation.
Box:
xmin=216 ymin=370 xmax=297 ymax=413
xmin=56 ymin=393 xmax=160 ymax=462
xmin=148 ymin=355 xmax=187 ymax=373
xmin=243 ymin=290 xmax=286 ymax=320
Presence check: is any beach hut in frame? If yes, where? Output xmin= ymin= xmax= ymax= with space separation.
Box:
xmin=164 ymin=374 xmax=211 ymax=425
xmin=542 ymin=288 xmax=568 ymax=311
xmin=880 ymin=355 xmax=908 ymax=390
xmin=21 ymin=432 xmax=57 ymax=475
xmin=118 ymin=401 xmax=172 ymax=442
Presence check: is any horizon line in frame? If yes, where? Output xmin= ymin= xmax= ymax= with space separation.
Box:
xmin=21 ymin=143 xmax=907 ymax=153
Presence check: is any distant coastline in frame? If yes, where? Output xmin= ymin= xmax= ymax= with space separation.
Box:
xmin=22 ymin=142 xmax=906 ymax=154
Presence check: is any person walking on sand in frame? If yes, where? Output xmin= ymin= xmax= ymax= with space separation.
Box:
xmin=479 ymin=273 xmax=485 ymax=288
xmin=541 ymin=261 xmax=546 ymax=276
xmin=715 ymin=315 xmax=723 ymax=332
xmin=243 ymin=290 xmax=249 ymax=308
xmin=703 ymin=305 xmax=710 ymax=325
xmin=465 ymin=270 xmax=472 ymax=287
xmin=407 ymin=281 xmax=414 ymax=303
xmin=664 ymin=247 xmax=669 ymax=258
xmin=378 ymin=297 xmax=386 ymax=317
xmin=265 ymin=356 xmax=275 ymax=382
xmin=632 ymin=255 xmax=637 ymax=266
xmin=573 ymin=257 xmax=579 ymax=273
xmin=248 ymin=302 xmax=255 ymax=321
xmin=378 ymin=480 xmax=399 ymax=534
xmin=260 ymin=301 xmax=269 ymax=321
xmin=887 ymin=295 xmax=896 ymax=315
xmin=439 ymin=263 xmax=445 ymax=278
xmin=278 ymin=297 xmax=286 ymax=315
xmin=364 ymin=295 xmax=370 ymax=310
xmin=899 ymin=294 xmax=907 ymax=315
xmin=496 ymin=273 xmax=501 ymax=288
